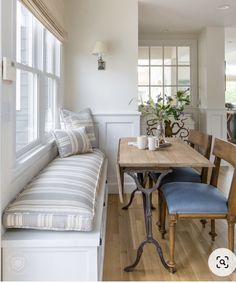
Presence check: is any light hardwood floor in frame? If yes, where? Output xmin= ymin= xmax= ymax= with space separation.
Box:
xmin=103 ymin=167 xmax=236 ymax=281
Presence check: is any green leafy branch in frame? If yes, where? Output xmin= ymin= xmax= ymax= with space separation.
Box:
xmin=138 ymin=89 xmax=190 ymax=122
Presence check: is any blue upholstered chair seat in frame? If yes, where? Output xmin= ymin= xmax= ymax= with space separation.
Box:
xmin=161 ymin=182 xmax=228 ymax=214
xmin=160 ymin=167 xmax=201 ymax=185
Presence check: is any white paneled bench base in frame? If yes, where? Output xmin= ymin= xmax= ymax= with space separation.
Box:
xmin=2 ymin=159 xmax=108 ymax=281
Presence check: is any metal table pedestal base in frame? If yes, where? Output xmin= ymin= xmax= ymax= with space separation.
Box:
xmin=123 ymin=170 xmax=175 ymax=274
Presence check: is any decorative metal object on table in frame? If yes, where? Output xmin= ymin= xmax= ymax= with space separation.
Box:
xmin=139 ymin=89 xmax=191 ymax=140
xmin=146 ymin=117 xmax=190 ymax=140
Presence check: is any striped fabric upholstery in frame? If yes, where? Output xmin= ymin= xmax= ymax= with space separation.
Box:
xmin=3 ymin=149 xmax=105 ymax=231
xmin=60 ymin=108 xmax=96 ymax=142
xmin=53 ymin=128 xmax=93 ymax=158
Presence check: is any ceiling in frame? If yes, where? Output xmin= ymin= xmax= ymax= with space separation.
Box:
xmin=139 ymin=0 xmax=236 ymax=34
xmin=139 ymin=0 xmax=236 ymax=64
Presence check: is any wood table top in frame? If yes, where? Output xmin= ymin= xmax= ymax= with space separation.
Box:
xmin=118 ymin=137 xmax=214 ymax=168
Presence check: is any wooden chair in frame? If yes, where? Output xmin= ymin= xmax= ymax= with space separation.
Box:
xmin=160 ymin=130 xmax=212 ymax=185
xmin=157 ymin=130 xmax=212 ymax=233
xmin=159 ymin=138 xmax=236 ymax=272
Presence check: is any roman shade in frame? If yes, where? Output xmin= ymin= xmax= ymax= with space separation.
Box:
xmin=19 ymin=0 xmax=67 ymax=42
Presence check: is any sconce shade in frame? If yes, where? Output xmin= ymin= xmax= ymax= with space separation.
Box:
xmin=92 ymin=41 xmax=108 ymax=55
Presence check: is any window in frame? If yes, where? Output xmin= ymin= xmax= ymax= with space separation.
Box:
xmin=226 ymin=64 xmax=236 ymax=105
xmin=16 ymin=70 xmax=37 ymax=151
xmin=16 ymin=0 xmax=61 ymax=156
xmin=138 ymin=45 xmax=192 ymax=103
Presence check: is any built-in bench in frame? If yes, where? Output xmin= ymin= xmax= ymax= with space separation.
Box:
xmin=2 ymin=150 xmax=108 ymax=281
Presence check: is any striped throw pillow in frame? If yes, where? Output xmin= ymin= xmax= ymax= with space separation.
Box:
xmin=53 ymin=128 xmax=93 ymax=158
xmin=60 ymin=108 xmax=96 ymax=142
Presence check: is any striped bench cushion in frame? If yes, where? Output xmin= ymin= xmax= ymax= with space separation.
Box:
xmin=3 ymin=149 xmax=105 ymax=231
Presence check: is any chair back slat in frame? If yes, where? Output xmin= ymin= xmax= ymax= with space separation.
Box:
xmin=188 ymin=130 xmax=212 ymax=159
xmin=212 ymin=138 xmax=236 ymax=167
xmin=188 ymin=130 xmax=212 ymax=182
xmin=210 ymin=138 xmax=236 ymax=215
xmin=228 ymin=171 xmax=236 ymax=215
xmin=210 ymin=156 xmax=221 ymax=187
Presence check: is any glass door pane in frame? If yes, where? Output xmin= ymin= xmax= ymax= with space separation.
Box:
xmin=138 ymin=47 xmax=149 ymax=65
xmin=151 ymin=47 xmax=163 ymax=65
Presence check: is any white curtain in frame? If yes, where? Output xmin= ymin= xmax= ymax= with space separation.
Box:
xmin=20 ymin=0 xmax=67 ymax=42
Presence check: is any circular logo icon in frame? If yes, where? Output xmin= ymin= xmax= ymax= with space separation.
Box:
xmin=208 ymin=248 xmax=236 ymax=277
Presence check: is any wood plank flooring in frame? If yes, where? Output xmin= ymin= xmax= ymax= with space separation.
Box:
xmin=103 ymin=167 xmax=236 ymax=281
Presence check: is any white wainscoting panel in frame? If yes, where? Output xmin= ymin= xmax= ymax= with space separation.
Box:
xmin=199 ymin=108 xmax=227 ymax=140
xmin=93 ymin=112 xmax=141 ymax=194
xmin=199 ymin=108 xmax=227 ymax=163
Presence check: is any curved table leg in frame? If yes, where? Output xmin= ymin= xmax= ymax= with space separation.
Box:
xmin=124 ymin=170 xmax=174 ymax=273
xmin=122 ymin=173 xmax=144 ymax=210
xmin=124 ymin=239 xmax=147 ymax=272
xmin=122 ymin=188 xmax=138 ymax=210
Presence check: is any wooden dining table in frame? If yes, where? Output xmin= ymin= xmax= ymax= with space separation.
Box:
xmin=116 ymin=137 xmax=214 ymax=273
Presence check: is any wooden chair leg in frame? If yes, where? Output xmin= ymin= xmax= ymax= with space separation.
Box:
xmin=209 ymin=219 xmax=217 ymax=241
xmin=167 ymin=215 xmax=177 ymax=272
xmin=157 ymin=190 xmax=162 ymax=228
xmin=227 ymin=217 xmax=235 ymax=252
xmin=160 ymin=198 xmax=167 ymax=239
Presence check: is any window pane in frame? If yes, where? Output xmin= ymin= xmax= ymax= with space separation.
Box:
xmin=226 ymin=81 xmax=236 ymax=104
xmin=16 ymin=70 xmax=37 ymax=151
xmin=138 ymin=87 xmax=149 ymax=102
xmin=34 ymin=18 xmax=44 ymax=70
xmin=164 ymin=86 xmax=177 ymax=103
xmin=151 ymin=87 xmax=163 ymax=100
xmin=138 ymin=67 xmax=149 ymax=85
xmin=55 ymin=39 xmax=61 ymax=77
xmin=164 ymin=66 xmax=176 ymax=85
xmin=178 ymin=66 xmax=190 ymax=85
xmin=151 ymin=67 xmax=163 ymax=85
xmin=17 ymin=1 xmax=33 ymax=66
xmin=178 ymin=46 xmax=190 ymax=65
xmin=151 ymin=47 xmax=163 ymax=65
xmin=138 ymin=47 xmax=149 ymax=65
xmin=45 ymin=78 xmax=55 ymax=134
xmin=164 ymin=47 xmax=176 ymax=65
xmin=46 ymin=30 xmax=54 ymax=74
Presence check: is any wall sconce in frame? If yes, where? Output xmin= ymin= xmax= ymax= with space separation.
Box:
xmin=92 ymin=41 xmax=108 ymax=70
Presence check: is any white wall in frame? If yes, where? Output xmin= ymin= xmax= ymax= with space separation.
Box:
xmin=64 ymin=0 xmax=138 ymax=113
xmin=0 ymin=0 xmax=2 ymax=275
xmin=198 ymin=27 xmax=225 ymax=109
xmin=198 ymin=27 xmax=227 ymax=140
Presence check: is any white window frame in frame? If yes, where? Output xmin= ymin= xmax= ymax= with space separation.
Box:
xmin=138 ymin=39 xmax=198 ymax=108
xmin=14 ymin=0 xmax=61 ymax=161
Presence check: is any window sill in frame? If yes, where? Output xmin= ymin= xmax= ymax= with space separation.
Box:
xmin=12 ymin=140 xmax=57 ymax=181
